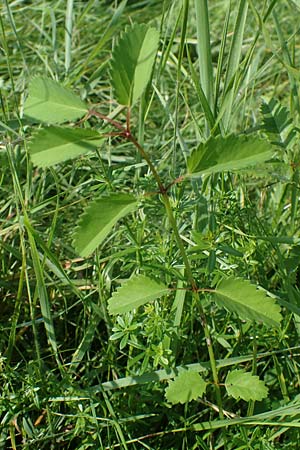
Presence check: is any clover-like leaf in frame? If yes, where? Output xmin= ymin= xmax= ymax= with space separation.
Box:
xmin=73 ymin=193 xmax=138 ymax=257
xmin=111 ymin=24 xmax=159 ymax=106
xmin=108 ymin=274 xmax=168 ymax=315
xmin=28 ymin=127 xmax=104 ymax=167
xmin=187 ymin=134 xmax=273 ymax=177
xmin=213 ymin=277 xmax=282 ymax=328
xmin=165 ymin=370 xmax=207 ymax=405
xmin=24 ymin=77 xmax=88 ymax=124
xmin=225 ymin=370 xmax=268 ymax=401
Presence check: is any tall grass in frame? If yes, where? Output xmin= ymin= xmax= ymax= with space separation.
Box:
xmin=1 ymin=0 xmax=300 ymax=448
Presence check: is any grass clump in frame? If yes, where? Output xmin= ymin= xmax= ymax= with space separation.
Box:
xmin=1 ymin=0 xmax=300 ymax=449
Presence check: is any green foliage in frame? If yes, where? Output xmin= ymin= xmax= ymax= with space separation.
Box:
xmin=214 ymin=277 xmax=282 ymax=328
xmin=261 ymin=98 xmax=295 ymax=148
xmin=110 ymin=23 xmax=159 ymax=106
xmin=108 ymin=274 xmax=168 ymax=315
xmin=28 ymin=126 xmax=104 ymax=167
xmin=165 ymin=370 xmax=207 ymax=404
xmin=2 ymin=1 xmax=300 ymax=448
xmin=73 ymin=193 xmax=138 ymax=257
xmin=24 ymin=77 xmax=87 ymax=123
xmin=225 ymin=370 xmax=268 ymax=402
xmin=187 ymin=134 xmax=274 ymax=176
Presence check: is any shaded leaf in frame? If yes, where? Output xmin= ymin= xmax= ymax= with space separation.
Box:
xmin=214 ymin=277 xmax=282 ymax=328
xmin=111 ymin=24 xmax=159 ymax=106
xmin=187 ymin=134 xmax=273 ymax=176
xmin=108 ymin=274 xmax=168 ymax=315
xmin=261 ymin=98 xmax=295 ymax=148
xmin=24 ymin=77 xmax=87 ymax=124
xmin=225 ymin=370 xmax=268 ymax=401
xmin=28 ymin=127 xmax=104 ymax=167
xmin=73 ymin=193 xmax=138 ymax=257
xmin=165 ymin=370 xmax=207 ymax=405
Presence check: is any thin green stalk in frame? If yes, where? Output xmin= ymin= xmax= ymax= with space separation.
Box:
xmin=194 ymin=0 xmax=214 ymax=114
xmin=128 ymin=132 xmax=224 ymax=419
xmin=65 ymin=0 xmax=74 ymax=74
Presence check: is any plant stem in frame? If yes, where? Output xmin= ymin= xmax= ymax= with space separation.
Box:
xmin=128 ymin=133 xmax=224 ymax=418
xmin=94 ymin=112 xmax=224 ymax=417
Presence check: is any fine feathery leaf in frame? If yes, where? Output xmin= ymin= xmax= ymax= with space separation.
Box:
xmin=225 ymin=369 xmax=268 ymax=402
xmin=108 ymin=274 xmax=168 ymax=315
xmin=24 ymin=77 xmax=88 ymax=124
xmin=110 ymin=23 xmax=159 ymax=106
xmin=213 ymin=277 xmax=282 ymax=328
xmin=165 ymin=370 xmax=207 ymax=405
xmin=73 ymin=193 xmax=138 ymax=257
xmin=187 ymin=134 xmax=274 ymax=176
xmin=28 ymin=127 xmax=105 ymax=167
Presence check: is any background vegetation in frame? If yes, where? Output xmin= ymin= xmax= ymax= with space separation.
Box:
xmin=1 ymin=0 xmax=300 ymax=448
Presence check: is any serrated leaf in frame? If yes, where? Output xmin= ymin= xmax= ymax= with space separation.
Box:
xmin=214 ymin=277 xmax=282 ymax=328
xmin=225 ymin=370 xmax=268 ymax=401
xmin=111 ymin=24 xmax=159 ymax=106
xmin=261 ymin=98 xmax=295 ymax=148
xmin=108 ymin=274 xmax=168 ymax=315
xmin=187 ymin=134 xmax=273 ymax=176
xmin=165 ymin=371 xmax=207 ymax=405
xmin=73 ymin=193 xmax=138 ymax=257
xmin=24 ymin=77 xmax=87 ymax=124
xmin=28 ymin=126 xmax=104 ymax=167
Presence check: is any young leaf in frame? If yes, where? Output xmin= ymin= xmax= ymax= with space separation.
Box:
xmin=213 ymin=277 xmax=282 ymax=328
xmin=111 ymin=24 xmax=159 ymax=106
xmin=108 ymin=274 xmax=168 ymax=315
xmin=24 ymin=77 xmax=88 ymax=124
xmin=165 ymin=370 xmax=207 ymax=405
xmin=187 ymin=134 xmax=273 ymax=177
xmin=225 ymin=370 xmax=268 ymax=402
xmin=73 ymin=193 xmax=138 ymax=257
xmin=28 ymin=127 xmax=104 ymax=167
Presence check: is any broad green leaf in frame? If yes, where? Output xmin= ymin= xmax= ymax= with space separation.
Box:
xmin=24 ymin=77 xmax=87 ymax=123
xmin=187 ymin=134 xmax=273 ymax=176
xmin=214 ymin=277 xmax=282 ymax=328
xmin=165 ymin=370 xmax=207 ymax=405
xmin=73 ymin=193 xmax=138 ymax=257
xmin=28 ymin=127 xmax=104 ymax=167
xmin=108 ymin=274 xmax=168 ymax=315
xmin=225 ymin=370 xmax=268 ymax=402
xmin=111 ymin=24 xmax=159 ymax=106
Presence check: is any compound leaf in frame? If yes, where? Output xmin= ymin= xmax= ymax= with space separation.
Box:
xmin=165 ymin=371 xmax=207 ymax=405
xmin=225 ymin=370 xmax=268 ymax=401
xmin=73 ymin=193 xmax=138 ymax=257
xmin=214 ymin=277 xmax=282 ymax=328
xmin=261 ymin=98 xmax=295 ymax=148
xmin=24 ymin=77 xmax=87 ymax=124
xmin=187 ymin=134 xmax=273 ymax=176
xmin=28 ymin=126 xmax=104 ymax=167
xmin=111 ymin=24 xmax=159 ymax=106
xmin=108 ymin=274 xmax=168 ymax=315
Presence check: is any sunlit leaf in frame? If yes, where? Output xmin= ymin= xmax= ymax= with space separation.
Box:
xmin=225 ymin=370 xmax=268 ymax=401
xmin=28 ymin=126 xmax=104 ymax=167
xmin=187 ymin=134 xmax=273 ymax=176
xmin=108 ymin=274 xmax=168 ymax=315
xmin=213 ymin=277 xmax=282 ymax=328
xmin=165 ymin=370 xmax=207 ymax=404
xmin=73 ymin=193 xmax=138 ymax=257
xmin=111 ymin=24 xmax=159 ymax=106
xmin=24 ymin=77 xmax=88 ymax=124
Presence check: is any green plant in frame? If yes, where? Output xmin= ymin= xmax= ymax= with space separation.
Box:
xmin=24 ymin=20 xmax=283 ymax=417
xmin=2 ymin=1 xmax=300 ymax=448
